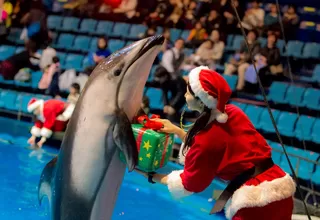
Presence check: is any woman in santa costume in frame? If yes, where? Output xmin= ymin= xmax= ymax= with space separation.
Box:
xmin=27 ymin=98 xmax=75 ymax=148
xmin=136 ymin=66 xmax=296 ymax=220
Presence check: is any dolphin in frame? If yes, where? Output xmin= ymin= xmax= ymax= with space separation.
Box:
xmin=38 ymin=35 xmax=164 ymax=220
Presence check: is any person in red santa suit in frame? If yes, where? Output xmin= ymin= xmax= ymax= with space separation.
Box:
xmin=135 ymin=66 xmax=296 ymax=220
xmin=27 ymin=98 xmax=75 ymax=148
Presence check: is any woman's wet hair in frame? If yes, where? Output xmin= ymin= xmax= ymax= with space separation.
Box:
xmin=183 ymin=83 xmax=211 ymax=155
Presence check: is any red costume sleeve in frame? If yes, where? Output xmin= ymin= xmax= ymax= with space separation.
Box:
xmin=30 ymin=120 xmax=43 ymax=137
xmin=40 ymin=111 xmax=56 ymax=138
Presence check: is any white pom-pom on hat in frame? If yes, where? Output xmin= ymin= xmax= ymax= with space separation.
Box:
xmin=188 ymin=66 xmax=232 ymax=123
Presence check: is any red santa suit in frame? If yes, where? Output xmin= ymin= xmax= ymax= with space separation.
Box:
xmin=27 ymin=98 xmax=75 ymax=139
xmin=167 ymin=66 xmax=296 ymax=220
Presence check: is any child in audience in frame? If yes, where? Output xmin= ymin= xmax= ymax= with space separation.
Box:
xmin=88 ymin=36 xmax=111 ymax=66
xmin=67 ymin=83 xmax=81 ymax=105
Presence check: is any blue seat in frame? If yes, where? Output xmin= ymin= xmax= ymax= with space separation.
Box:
xmin=15 ymin=47 xmax=25 ymax=54
xmin=180 ymin=30 xmax=190 ymax=40
xmin=95 ymin=21 xmax=114 ymax=35
xmin=54 ymin=34 xmax=75 ymax=50
xmin=258 ymin=37 xmax=267 ymax=47
xmin=244 ymin=105 xmax=264 ymax=127
xmin=295 ymin=115 xmax=316 ymax=141
xmin=89 ymin=38 xmax=98 ymax=52
xmin=298 ymin=150 xmax=319 ymax=181
xmin=170 ymin=28 xmax=182 ymax=42
xmin=108 ymin=40 xmax=125 ymax=53
xmin=271 ymin=150 xmax=282 ymax=165
xmin=127 ymin=24 xmax=147 ymax=39
xmin=231 ymin=35 xmax=243 ymax=51
xmin=184 ymin=48 xmax=194 ymax=57
xmin=73 ymin=35 xmax=91 ymax=52
xmin=109 ymin=22 xmax=130 ymax=37
xmin=311 ymin=119 xmax=320 ymax=144
xmin=279 ymin=147 xmax=300 ymax=175
xmin=311 ymin=64 xmax=320 ymax=82
xmin=284 ymin=85 xmax=306 ymax=106
xmin=311 ymin=166 xmax=320 ymax=185
xmin=301 ymin=42 xmax=320 ymax=59
xmin=225 ymin=35 xmax=234 ymax=50
xmin=0 ymin=45 xmax=16 ymax=61
xmin=79 ymin=19 xmax=98 ymax=33
xmin=145 ymin=88 xmax=163 ymax=110
xmin=276 ymin=39 xmax=285 ymax=55
xmin=63 ymin=54 xmax=84 ymax=72
xmin=302 ymin=88 xmax=320 ymax=110
xmin=57 ymin=17 xmax=80 ymax=32
xmin=126 ymin=41 xmax=134 ymax=46
xmin=230 ymin=101 xmax=247 ymax=111
xmin=222 ymin=75 xmax=238 ymax=90
xmin=15 ymin=93 xmax=33 ymax=113
xmin=31 ymin=71 xmax=43 ymax=88
xmin=0 ymin=90 xmax=17 ymax=110
xmin=6 ymin=28 xmax=23 ymax=44
xmin=270 ymin=142 xmax=284 ymax=151
xmin=147 ymin=65 xmax=158 ymax=82
xmin=268 ymin=82 xmax=289 ymax=103
xmin=56 ymin=52 xmax=67 ymax=66
xmin=82 ymin=56 xmax=91 ymax=70
xmin=276 ymin=112 xmax=298 ymax=137
xmin=257 ymin=108 xmax=280 ymax=132
xmin=47 ymin=15 xmax=63 ymax=30
xmin=285 ymin=41 xmax=304 ymax=58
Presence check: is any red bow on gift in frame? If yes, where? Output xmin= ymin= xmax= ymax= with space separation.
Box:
xmin=137 ymin=114 xmax=163 ymax=130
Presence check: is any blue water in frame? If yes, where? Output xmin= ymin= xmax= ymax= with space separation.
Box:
xmin=0 ymin=119 xmax=227 ymax=220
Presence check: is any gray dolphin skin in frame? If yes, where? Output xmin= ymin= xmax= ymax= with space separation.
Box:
xmin=38 ymin=35 xmax=164 ymax=220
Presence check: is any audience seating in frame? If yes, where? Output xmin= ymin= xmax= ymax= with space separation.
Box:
xmin=79 ymin=18 xmax=98 ymax=34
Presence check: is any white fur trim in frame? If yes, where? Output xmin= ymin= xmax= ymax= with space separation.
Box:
xmin=31 ymin=126 xmax=41 ymax=137
xmin=28 ymin=99 xmax=44 ymax=113
xmin=167 ymin=170 xmax=193 ymax=199
xmin=188 ymin=66 xmax=217 ymax=109
xmin=215 ymin=110 xmax=228 ymax=123
xmin=56 ymin=104 xmax=75 ymax=121
xmin=224 ymin=174 xmax=296 ymax=219
xmin=40 ymin=128 xmax=53 ymax=138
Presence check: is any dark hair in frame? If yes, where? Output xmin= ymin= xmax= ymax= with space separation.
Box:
xmin=183 ymin=83 xmax=211 ymax=155
xmin=25 ymin=40 xmax=38 ymax=53
xmin=248 ymin=29 xmax=258 ymax=38
xmin=288 ymin=4 xmax=296 ymax=12
xmin=52 ymin=56 xmax=60 ymax=64
xmin=71 ymin=83 xmax=80 ymax=92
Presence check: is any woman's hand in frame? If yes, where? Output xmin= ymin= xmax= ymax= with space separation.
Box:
xmin=150 ymin=118 xmax=180 ymax=134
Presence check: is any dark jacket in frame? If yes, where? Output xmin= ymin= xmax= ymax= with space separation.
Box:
xmin=260 ymin=46 xmax=281 ymax=66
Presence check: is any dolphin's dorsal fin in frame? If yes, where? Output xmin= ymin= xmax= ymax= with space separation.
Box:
xmin=38 ymin=156 xmax=57 ymax=206
xmin=113 ymin=109 xmax=138 ymax=172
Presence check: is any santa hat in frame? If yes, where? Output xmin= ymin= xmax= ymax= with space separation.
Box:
xmin=188 ymin=66 xmax=232 ymax=123
xmin=27 ymin=98 xmax=44 ymax=113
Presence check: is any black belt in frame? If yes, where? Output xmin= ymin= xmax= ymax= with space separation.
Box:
xmin=210 ymin=158 xmax=275 ymax=215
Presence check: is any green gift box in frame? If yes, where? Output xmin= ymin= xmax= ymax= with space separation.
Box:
xmin=120 ymin=124 xmax=174 ymax=172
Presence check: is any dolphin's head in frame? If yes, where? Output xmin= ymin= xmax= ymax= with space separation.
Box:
xmin=86 ymin=35 xmax=164 ymax=120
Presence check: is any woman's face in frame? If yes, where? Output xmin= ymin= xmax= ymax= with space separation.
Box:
xmin=185 ymin=87 xmax=202 ymax=111
xmin=270 ymin=4 xmax=277 ymax=13
xmin=195 ymin=22 xmax=202 ymax=30
xmin=211 ymin=30 xmax=220 ymax=41
xmin=98 ymin=38 xmax=107 ymax=49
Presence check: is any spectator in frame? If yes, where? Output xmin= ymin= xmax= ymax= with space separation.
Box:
xmin=187 ymin=40 xmax=215 ymax=68
xmin=67 ymin=83 xmax=80 ymax=105
xmin=165 ymin=0 xmax=184 ymax=29
xmin=162 ymin=28 xmax=173 ymax=52
xmin=264 ymin=3 xmax=279 ymax=29
xmin=140 ymin=26 xmax=157 ymax=38
xmin=0 ymin=0 xmax=9 ymax=43
xmin=183 ymin=0 xmax=197 ymax=29
xmin=205 ymin=10 xmax=221 ymax=34
xmin=221 ymin=0 xmax=244 ymax=35
xmin=39 ymin=40 xmax=57 ymax=70
xmin=160 ymin=38 xmax=185 ymax=80
xmin=224 ymin=29 xmax=260 ymax=90
xmin=145 ymin=1 xmax=174 ymax=27
xmin=38 ymin=56 xmax=60 ymax=91
xmin=0 ymin=40 xmax=40 ymax=80
xmin=88 ymin=36 xmax=111 ymax=66
xmin=186 ymin=21 xmax=207 ymax=48
xmin=208 ymin=29 xmax=225 ymax=65
xmin=282 ymin=5 xmax=299 ymax=41
xmin=241 ymin=0 xmax=264 ymax=31
xmin=112 ymin=0 xmax=138 ymax=21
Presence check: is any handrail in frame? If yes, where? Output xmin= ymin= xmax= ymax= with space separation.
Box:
xmin=272 ymin=148 xmax=320 ymax=165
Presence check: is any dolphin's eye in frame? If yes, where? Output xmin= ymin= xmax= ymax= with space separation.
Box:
xmin=114 ymin=63 xmax=125 ymax=76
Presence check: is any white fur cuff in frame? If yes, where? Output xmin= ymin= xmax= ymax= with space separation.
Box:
xmin=225 ymin=174 xmax=296 ymax=219
xmin=62 ymin=104 xmax=75 ymax=120
xmin=167 ymin=170 xmax=193 ymax=199
xmin=40 ymin=128 xmax=53 ymax=138
xmin=31 ymin=126 xmax=41 ymax=137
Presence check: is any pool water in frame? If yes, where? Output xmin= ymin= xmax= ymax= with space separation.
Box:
xmin=0 ymin=132 xmax=227 ymax=220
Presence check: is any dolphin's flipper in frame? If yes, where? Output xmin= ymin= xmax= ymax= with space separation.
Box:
xmin=38 ymin=156 xmax=57 ymax=205
xmin=113 ymin=109 xmax=138 ymax=172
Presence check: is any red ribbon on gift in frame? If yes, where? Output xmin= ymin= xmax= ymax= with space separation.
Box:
xmin=137 ymin=114 xmax=163 ymax=130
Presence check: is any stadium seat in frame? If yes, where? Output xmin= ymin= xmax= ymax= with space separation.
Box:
xmin=298 ymin=150 xmax=320 ymax=181
xmin=230 ymin=35 xmax=243 ymax=51
xmin=156 ymin=27 xmax=163 ymax=35
xmin=56 ymin=52 xmax=67 ymax=66
xmin=54 ymin=34 xmax=75 ymax=50
xmin=57 ymin=17 xmax=80 ymax=32
xmin=73 ymin=35 xmax=91 ymax=52
xmin=184 ymin=48 xmax=194 ymax=57
xmin=225 ymin=35 xmax=234 ymax=50
xmin=127 ymin=24 xmax=147 ymax=39
xmin=79 ymin=19 xmax=98 ymax=34
xmin=301 ymin=88 xmax=320 ymax=110
xmin=170 ymin=28 xmax=182 ymax=42
xmin=276 ymin=112 xmax=298 ymax=137
xmin=257 ymin=108 xmax=280 ymax=132
xmin=47 ymin=15 xmax=63 ymax=30
xmin=62 ymin=54 xmax=84 ymax=72
xmin=270 ymin=142 xmax=284 ymax=151
xmin=145 ymin=88 xmax=163 ymax=110
xmin=15 ymin=93 xmax=33 ymax=113
xmin=268 ymin=82 xmax=289 ymax=103
xmin=285 ymin=41 xmax=304 ymax=58
xmin=230 ymin=101 xmax=247 ymax=111
xmin=126 ymin=41 xmax=134 ymax=46
xmin=279 ymin=147 xmax=300 ymax=175
xmin=15 ymin=47 xmax=25 ymax=54
xmin=108 ymin=40 xmax=125 ymax=53
xmin=311 ymin=64 xmax=320 ymax=83
xmin=82 ymin=56 xmax=91 ymax=70
xmin=6 ymin=28 xmax=23 ymax=44
xmin=147 ymin=65 xmax=158 ymax=82
xmin=284 ymin=85 xmax=306 ymax=106
xmin=31 ymin=71 xmax=43 ymax=88
xmin=311 ymin=119 xmax=320 ymax=144
xmin=0 ymin=90 xmax=17 ymax=110
xmin=300 ymin=42 xmax=320 ymax=59
xmin=295 ymin=115 xmax=316 ymax=141
xmin=109 ymin=22 xmax=130 ymax=37
xmin=276 ymin=39 xmax=285 ymax=55
xmin=271 ymin=150 xmax=282 ymax=165
xmin=180 ymin=30 xmax=190 ymax=40
xmin=0 ymin=45 xmax=16 ymax=61
xmin=244 ymin=105 xmax=264 ymax=127
xmin=95 ymin=21 xmax=114 ymax=35
xmin=258 ymin=37 xmax=267 ymax=47
xmin=222 ymin=75 xmax=238 ymax=90
xmin=89 ymin=38 xmax=98 ymax=52
xmin=311 ymin=166 xmax=320 ymax=185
